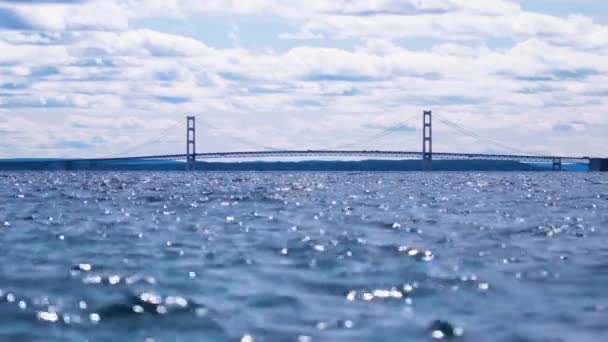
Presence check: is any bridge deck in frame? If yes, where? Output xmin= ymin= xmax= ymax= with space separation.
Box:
xmin=79 ymin=150 xmax=590 ymax=164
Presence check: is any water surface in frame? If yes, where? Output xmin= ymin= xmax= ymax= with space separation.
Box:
xmin=1 ymin=172 xmax=607 ymax=341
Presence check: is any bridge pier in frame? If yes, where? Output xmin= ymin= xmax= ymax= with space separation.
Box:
xmin=186 ymin=116 xmax=196 ymax=171
xmin=422 ymin=110 xmax=433 ymax=171
xmin=589 ymin=158 xmax=608 ymax=172
xmin=552 ymin=158 xmax=562 ymax=171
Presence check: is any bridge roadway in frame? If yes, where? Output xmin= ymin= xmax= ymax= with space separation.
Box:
xmin=83 ymin=150 xmax=590 ymax=164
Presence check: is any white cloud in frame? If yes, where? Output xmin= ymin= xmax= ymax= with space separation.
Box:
xmin=282 ymin=11 xmax=608 ymax=50
xmin=0 ymin=1 xmax=127 ymax=31
xmin=0 ymin=0 xmax=606 ymax=158
xmin=118 ymin=0 xmax=521 ymax=18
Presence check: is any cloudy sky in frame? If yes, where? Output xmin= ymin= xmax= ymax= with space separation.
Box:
xmin=0 ymin=0 xmax=607 ymax=158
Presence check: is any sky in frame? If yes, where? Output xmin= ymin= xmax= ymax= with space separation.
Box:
xmin=0 ymin=0 xmax=607 ymax=158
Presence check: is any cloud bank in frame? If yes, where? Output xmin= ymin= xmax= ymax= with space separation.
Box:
xmin=0 ymin=0 xmax=606 ymax=158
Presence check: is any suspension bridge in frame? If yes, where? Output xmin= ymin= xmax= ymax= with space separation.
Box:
xmin=71 ymin=110 xmax=606 ymax=172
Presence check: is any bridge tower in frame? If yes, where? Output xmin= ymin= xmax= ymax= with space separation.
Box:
xmin=186 ymin=116 xmax=196 ymax=171
xmin=422 ymin=110 xmax=433 ymax=171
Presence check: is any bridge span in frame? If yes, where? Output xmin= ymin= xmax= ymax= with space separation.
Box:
xmin=85 ymin=150 xmax=589 ymax=165
xmin=72 ymin=110 xmax=603 ymax=171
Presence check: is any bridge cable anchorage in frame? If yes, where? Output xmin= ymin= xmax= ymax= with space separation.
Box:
xmin=100 ymin=120 xmax=183 ymax=159
xmin=433 ymin=114 xmax=542 ymax=156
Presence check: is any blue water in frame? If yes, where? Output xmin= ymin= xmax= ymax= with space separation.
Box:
xmin=1 ymin=172 xmax=607 ymax=341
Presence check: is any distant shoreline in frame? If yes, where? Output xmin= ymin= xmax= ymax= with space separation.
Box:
xmin=0 ymin=159 xmax=589 ymax=172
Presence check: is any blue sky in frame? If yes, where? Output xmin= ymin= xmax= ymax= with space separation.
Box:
xmin=0 ymin=0 xmax=607 ymax=158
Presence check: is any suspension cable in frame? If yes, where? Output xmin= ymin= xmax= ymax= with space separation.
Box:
xmin=101 ymin=120 xmax=183 ymax=158
xmin=197 ymin=118 xmax=284 ymax=151
xmin=433 ymin=113 xmax=540 ymax=156
xmin=327 ymin=114 xmax=419 ymax=150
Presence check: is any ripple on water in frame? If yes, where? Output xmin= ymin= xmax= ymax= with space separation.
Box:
xmin=0 ymin=172 xmax=606 ymax=341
